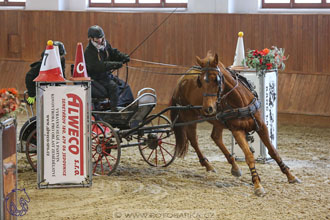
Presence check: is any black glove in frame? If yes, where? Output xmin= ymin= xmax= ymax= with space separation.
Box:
xmin=105 ymin=61 xmax=123 ymax=70
xmin=123 ymin=54 xmax=130 ymax=64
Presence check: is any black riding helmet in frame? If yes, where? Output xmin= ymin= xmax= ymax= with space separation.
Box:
xmin=53 ymin=41 xmax=66 ymax=56
xmin=88 ymin=25 xmax=105 ymax=39
xmin=40 ymin=41 xmax=66 ymax=58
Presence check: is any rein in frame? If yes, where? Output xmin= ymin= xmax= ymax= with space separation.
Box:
xmin=218 ymin=72 xmax=239 ymax=102
xmin=126 ymin=65 xmax=200 ymax=76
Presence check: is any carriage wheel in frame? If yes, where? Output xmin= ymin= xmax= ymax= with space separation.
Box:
xmin=138 ymin=114 xmax=176 ymax=167
xmin=25 ymin=128 xmax=37 ymax=172
xmin=91 ymin=121 xmax=121 ymax=176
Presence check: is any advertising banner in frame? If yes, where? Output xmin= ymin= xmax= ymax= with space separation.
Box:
xmin=42 ymin=85 xmax=88 ymax=185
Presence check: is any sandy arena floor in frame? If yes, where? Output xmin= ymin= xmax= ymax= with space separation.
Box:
xmin=14 ymin=112 xmax=330 ymax=220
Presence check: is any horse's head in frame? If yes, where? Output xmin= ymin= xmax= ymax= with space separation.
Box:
xmin=196 ymin=51 xmax=223 ymax=115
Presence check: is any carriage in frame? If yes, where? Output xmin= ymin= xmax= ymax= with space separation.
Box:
xmin=17 ymin=87 xmax=203 ymax=176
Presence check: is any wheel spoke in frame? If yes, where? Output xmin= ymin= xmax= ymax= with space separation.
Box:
xmin=159 ymin=145 xmax=174 ymax=157
xmin=93 ymin=155 xmax=101 ymax=173
xmin=147 ymin=149 xmax=155 ymax=161
xmin=103 ymin=150 xmax=118 ymax=160
xmin=105 ymin=156 xmax=113 ymax=171
xmin=140 ymin=145 xmax=148 ymax=151
xmin=92 ymin=152 xmax=97 ymax=160
xmin=159 ymin=146 xmax=167 ymax=164
xmin=101 ymin=158 xmax=104 ymax=175
xmin=160 ymin=141 xmax=175 ymax=146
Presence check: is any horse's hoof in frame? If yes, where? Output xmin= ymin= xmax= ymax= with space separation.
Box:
xmin=231 ymin=168 xmax=242 ymax=177
xmin=254 ymin=187 xmax=266 ymax=197
xmin=207 ymin=168 xmax=217 ymax=173
xmin=289 ymin=177 xmax=302 ymax=184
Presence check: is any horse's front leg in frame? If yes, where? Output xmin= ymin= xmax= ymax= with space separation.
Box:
xmin=257 ymin=122 xmax=301 ymax=184
xmin=232 ymin=129 xmax=265 ymax=196
xmin=210 ymin=122 xmax=241 ymax=177
xmin=186 ymin=124 xmax=216 ymax=172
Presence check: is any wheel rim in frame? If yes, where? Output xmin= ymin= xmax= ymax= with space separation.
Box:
xmin=91 ymin=121 xmax=121 ymax=176
xmin=138 ymin=114 xmax=176 ymax=167
xmin=26 ymin=129 xmax=37 ymax=172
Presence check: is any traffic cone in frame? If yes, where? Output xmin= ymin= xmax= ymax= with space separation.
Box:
xmin=34 ymin=40 xmax=66 ymax=82
xmin=54 ymin=44 xmax=64 ymax=78
xmin=232 ymin=31 xmax=247 ymax=70
xmin=70 ymin=42 xmax=90 ymax=81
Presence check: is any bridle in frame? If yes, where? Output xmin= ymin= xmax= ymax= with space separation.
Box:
xmin=200 ymin=65 xmax=239 ymax=104
xmin=200 ymin=66 xmax=224 ymax=104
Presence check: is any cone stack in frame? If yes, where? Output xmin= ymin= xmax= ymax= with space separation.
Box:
xmin=232 ymin=31 xmax=247 ymax=70
xmin=34 ymin=40 xmax=66 ymax=82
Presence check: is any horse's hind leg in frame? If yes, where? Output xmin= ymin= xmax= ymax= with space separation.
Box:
xmin=210 ymin=123 xmax=242 ymax=177
xmin=232 ymin=130 xmax=265 ymax=196
xmin=186 ymin=124 xmax=216 ymax=172
xmin=257 ymin=122 xmax=301 ymax=184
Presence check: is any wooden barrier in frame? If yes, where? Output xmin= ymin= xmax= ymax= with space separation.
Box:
xmin=0 ymin=118 xmax=17 ymax=220
xmin=0 ymin=11 xmax=329 ymax=126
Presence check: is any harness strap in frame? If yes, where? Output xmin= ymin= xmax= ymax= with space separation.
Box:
xmin=249 ymin=166 xmax=261 ymax=183
xmin=219 ymin=73 xmax=239 ymax=102
xmin=199 ymin=157 xmax=209 ymax=164
xmin=278 ymin=160 xmax=290 ymax=173
xmin=203 ymin=93 xmax=217 ymax=97
xmin=216 ymin=98 xmax=261 ymax=121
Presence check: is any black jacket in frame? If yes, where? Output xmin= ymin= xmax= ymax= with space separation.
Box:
xmin=84 ymin=40 xmax=128 ymax=80
xmin=25 ymin=55 xmax=66 ymax=97
xmin=25 ymin=60 xmax=42 ymax=97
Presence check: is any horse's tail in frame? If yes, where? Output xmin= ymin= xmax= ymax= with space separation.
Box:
xmin=170 ymin=97 xmax=189 ymax=158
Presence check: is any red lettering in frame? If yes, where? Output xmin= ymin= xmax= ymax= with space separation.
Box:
xmin=68 ymin=128 xmax=79 ymax=137
xmin=69 ymin=145 xmax=79 ymax=155
xmin=67 ymin=94 xmax=82 ymax=108
xmin=69 ymin=137 xmax=79 ymax=145
xmin=68 ymin=115 xmax=79 ymax=130
xmin=68 ymin=107 xmax=78 ymax=114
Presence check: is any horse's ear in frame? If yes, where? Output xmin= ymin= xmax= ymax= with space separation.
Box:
xmin=213 ymin=54 xmax=219 ymax=66
xmin=207 ymin=50 xmax=213 ymax=58
xmin=196 ymin=56 xmax=203 ymax=67
xmin=197 ymin=75 xmax=202 ymax=88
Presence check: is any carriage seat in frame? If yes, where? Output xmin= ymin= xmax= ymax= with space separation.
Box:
xmin=92 ymin=88 xmax=157 ymax=129
xmin=118 ymin=88 xmax=157 ymax=128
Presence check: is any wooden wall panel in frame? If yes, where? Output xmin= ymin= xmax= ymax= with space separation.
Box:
xmin=0 ymin=11 xmax=330 ymax=122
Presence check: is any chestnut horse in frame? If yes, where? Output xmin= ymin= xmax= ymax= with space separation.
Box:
xmin=170 ymin=52 xmax=300 ymax=196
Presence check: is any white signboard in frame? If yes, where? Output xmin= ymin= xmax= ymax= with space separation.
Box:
xmin=43 ymin=86 xmax=87 ymax=184
xmin=263 ymin=71 xmax=277 ymax=152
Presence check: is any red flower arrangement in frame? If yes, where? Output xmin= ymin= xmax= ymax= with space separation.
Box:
xmin=0 ymin=88 xmax=23 ymax=120
xmin=244 ymin=46 xmax=288 ymax=72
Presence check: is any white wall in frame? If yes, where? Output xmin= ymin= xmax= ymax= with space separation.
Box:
xmin=68 ymin=0 xmax=88 ymax=11
xmin=188 ymin=0 xmax=229 ymax=13
xmin=25 ymin=0 xmax=61 ymax=10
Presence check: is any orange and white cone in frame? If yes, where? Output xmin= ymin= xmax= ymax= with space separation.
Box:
xmin=232 ymin=31 xmax=247 ymax=69
xmin=34 ymin=40 xmax=66 ymax=82
xmin=54 ymin=44 xmax=64 ymax=78
xmin=71 ymin=42 xmax=90 ymax=81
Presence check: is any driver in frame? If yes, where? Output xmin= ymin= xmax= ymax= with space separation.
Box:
xmin=84 ymin=25 xmax=130 ymax=112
